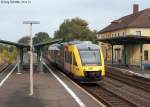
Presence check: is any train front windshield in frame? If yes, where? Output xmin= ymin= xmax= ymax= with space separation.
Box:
xmin=79 ymin=50 xmax=101 ymax=66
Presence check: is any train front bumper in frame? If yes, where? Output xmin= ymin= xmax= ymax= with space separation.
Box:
xmin=74 ymin=71 xmax=104 ymax=82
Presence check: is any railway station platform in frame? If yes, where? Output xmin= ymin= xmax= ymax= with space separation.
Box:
xmin=107 ymin=64 xmax=150 ymax=79
xmin=0 ymin=64 xmax=105 ymax=107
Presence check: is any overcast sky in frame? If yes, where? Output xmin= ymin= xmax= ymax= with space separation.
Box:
xmin=0 ymin=0 xmax=150 ymax=42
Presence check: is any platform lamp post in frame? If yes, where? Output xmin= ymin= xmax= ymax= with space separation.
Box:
xmin=23 ymin=21 xmax=40 ymax=96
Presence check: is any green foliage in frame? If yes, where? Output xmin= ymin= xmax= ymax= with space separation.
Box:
xmin=33 ymin=32 xmax=52 ymax=52
xmin=0 ymin=44 xmax=17 ymax=64
xmin=33 ymin=32 xmax=51 ymax=44
xmin=18 ymin=36 xmax=30 ymax=45
xmin=54 ymin=17 xmax=97 ymax=42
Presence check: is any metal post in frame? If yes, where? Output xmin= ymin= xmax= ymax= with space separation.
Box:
xmin=23 ymin=21 xmax=40 ymax=96
xmin=112 ymin=44 xmax=114 ymax=64
xmin=29 ymin=23 xmax=33 ymax=95
xmin=140 ymin=43 xmax=143 ymax=70
xmin=17 ymin=48 xmax=21 ymax=73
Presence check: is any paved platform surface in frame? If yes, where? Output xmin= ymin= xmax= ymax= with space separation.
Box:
xmin=0 ymin=65 xmax=104 ymax=107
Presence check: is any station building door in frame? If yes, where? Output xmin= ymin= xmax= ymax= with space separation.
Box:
xmin=114 ymin=48 xmax=121 ymax=63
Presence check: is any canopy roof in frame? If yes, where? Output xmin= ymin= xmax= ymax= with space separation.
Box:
xmin=34 ymin=39 xmax=63 ymax=48
xmin=0 ymin=40 xmax=29 ymax=48
xmin=98 ymin=35 xmax=150 ymax=45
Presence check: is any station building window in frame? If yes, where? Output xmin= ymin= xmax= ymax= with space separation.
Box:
xmin=136 ymin=31 xmax=141 ymax=36
xmin=123 ymin=32 xmax=125 ymax=36
xmin=144 ymin=50 xmax=148 ymax=61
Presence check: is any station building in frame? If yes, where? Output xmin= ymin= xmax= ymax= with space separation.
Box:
xmin=97 ymin=4 xmax=150 ymax=68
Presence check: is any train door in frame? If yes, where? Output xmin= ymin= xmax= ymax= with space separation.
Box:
xmin=72 ymin=53 xmax=78 ymax=74
xmin=64 ymin=50 xmax=72 ymax=73
xmin=71 ymin=52 xmax=73 ymax=73
xmin=69 ymin=52 xmax=72 ymax=73
xmin=64 ymin=51 xmax=69 ymax=72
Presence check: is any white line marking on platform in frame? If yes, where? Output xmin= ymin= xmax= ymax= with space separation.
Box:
xmin=43 ymin=62 xmax=86 ymax=107
xmin=144 ymin=74 xmax=150 ymax=78
xmin=16 ymin=72 xmax=22 ymax=75
xmin=59 ymin=72 xmax=106 ymax=107
xmin=0 ymin=64 xmax=17 ymax=87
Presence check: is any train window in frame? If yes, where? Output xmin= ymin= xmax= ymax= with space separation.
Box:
xmin=73 ymin=53 xmax=77 ymax=66
xmin=67 ymin=52 xmax=69 ymax=63
xmin=79 ymin=50 xmax=101 ymax=65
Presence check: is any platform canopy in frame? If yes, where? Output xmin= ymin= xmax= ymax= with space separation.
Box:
xmin=34 ymin=39 xmax=63 ymax=48
xmin=0 ymin=39 xmax=29 ymax=48
xmin=98 ymin=35 xmax=150 ymax=45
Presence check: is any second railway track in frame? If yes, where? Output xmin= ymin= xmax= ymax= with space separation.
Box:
xmin=46 ymin=62 xmax=150 ymax=107
xmin=106 ymin=67 xmax=150 ymax=92
xmin=0 ymin=63 xmax=16 ymax=76
xmin=0 ymin=64 xmax=10 ymax=73
xmin=81 ymin=83 xmax=138 ymax=107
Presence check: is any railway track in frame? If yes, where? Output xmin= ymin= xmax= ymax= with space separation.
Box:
xmin=0 ymin=64 xmax=9 ymax=73
xmin=46 ymin=62 xmax=142 ymax=107
xmin=0 ymin=63 xmax=15 ymax=75
xmin=106 ymin=68 xmax=150 ymax=92
xmin=81 ymin=83 xmax=138 ymax=107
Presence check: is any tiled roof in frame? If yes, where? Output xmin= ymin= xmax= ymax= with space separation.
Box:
xmin=98 ymin=9 xmax=150 ymax=34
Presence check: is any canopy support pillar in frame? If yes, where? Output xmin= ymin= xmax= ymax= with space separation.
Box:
xmin=124 ymin=45 xmax=127 ymax=65
xmin=17 ymin=47 xmax=24 ymax=73
xmin=37 ymin=47 xmax=43 ymax=72
xmin=111 ymin=44 xmax=114 ymax=65
xmin=40 ymin=48 xmax=43 ymax=72
xmin=140 ymin=43 xmax=144 ymax=70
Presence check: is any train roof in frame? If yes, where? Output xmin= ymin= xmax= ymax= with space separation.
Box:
xmin=48 ymin=44 xmax=60 ymax=50
xmin=76 ymin=43 xmax=100 ymax=50
xmin=48 ymin=41 xmax=100 ymax=50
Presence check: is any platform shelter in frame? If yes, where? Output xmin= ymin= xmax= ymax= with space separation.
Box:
xmin=34 ymin=39 xmax=62 ymax=71
xmin=0 ymin=40 xmax=29 ymax=72
xmin=98 ymin=36 xmax=150 ymax=70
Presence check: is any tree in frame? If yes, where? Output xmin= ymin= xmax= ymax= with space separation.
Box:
xmin=18 ymin=36 xmax=30 ymax=45
xmin=33 ymin=32 xmax=51 ymax=52
xmin=33 ymin=32 xmax=51 ymax=44
xmin=54 ymin=17 xmax=97 ymax=42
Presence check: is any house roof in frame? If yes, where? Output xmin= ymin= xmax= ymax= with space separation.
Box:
xmin=98 ymin=9 xmax=150 ymax=34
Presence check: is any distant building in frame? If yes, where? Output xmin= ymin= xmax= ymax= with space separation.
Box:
xmin=97 ymin=4 xmax=150 ymax=67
